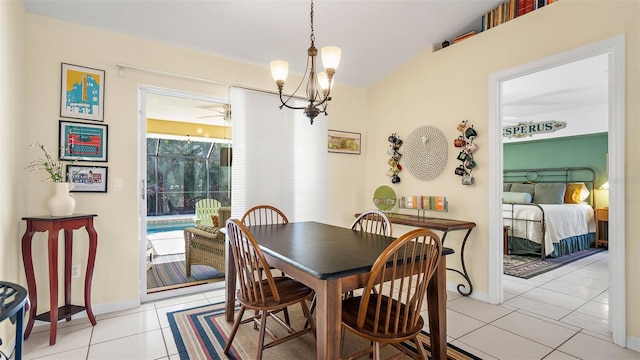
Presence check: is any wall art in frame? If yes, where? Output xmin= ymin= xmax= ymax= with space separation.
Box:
xmin=328 ymin=129 xmax=361 ymax=154
xmin=66 ymin=165 xmax=108 ymax=193
xmin=60 ymin=63 xmax=105 ymax=121
xmin=59 ymin=120 xmax=108 ymax=162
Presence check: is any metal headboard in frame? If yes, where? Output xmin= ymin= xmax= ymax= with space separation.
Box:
xmin=503 ymin=167 xmax=596 ymax=207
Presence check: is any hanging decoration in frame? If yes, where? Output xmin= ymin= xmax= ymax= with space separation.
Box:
xmin=387 ymin=133 xmax=403 ymax=184
xmin=453 ymin=120 xmax=478 ymax=185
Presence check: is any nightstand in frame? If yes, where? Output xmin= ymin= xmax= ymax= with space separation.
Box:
xmin=595 ymin=207 xmax=609 ymax=248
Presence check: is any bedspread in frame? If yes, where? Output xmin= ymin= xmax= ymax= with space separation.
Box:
xmin=503 ymin=203 xmax=595 ymax=256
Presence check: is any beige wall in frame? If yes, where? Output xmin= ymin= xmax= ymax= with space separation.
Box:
xmin=0 ymin=0 xmax=29 ymax=352
xmin=23 ymin=14 xmax=367 ymax=310
xmin=366 ymin=0 xmax=639 ymax=341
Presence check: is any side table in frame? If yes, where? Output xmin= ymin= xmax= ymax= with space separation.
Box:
xmin=21 ymin=214 xmax=98 ymax=346
xmin=594 ymin=207 xmax=609 ymax=248
xmin=0 ymin=281 xmax=28 ymax=359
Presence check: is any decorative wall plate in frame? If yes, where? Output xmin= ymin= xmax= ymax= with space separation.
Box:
xmin=373 ymin=185 xmax=396 ymax=211
xmin=403 ymin=126 xmax=448 ymax=181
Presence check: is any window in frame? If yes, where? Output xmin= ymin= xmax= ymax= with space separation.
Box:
xmin=146 ymin=136 xmax=231 ymax=216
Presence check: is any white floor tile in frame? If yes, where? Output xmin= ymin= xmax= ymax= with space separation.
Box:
xmin=519 ymin=287 xmax=589 ymax=311
xmin=591 ymin=290 xmax=609 ymax=304
xmin=505 ymin=295 xmax=573 ymax=320
xmin=560 ymin=312 xmax=610 ymax=336
xmin=458 ymin=324 xmax=554 ymax=360
xmin=87 ymin=329 xmax=168 ymax=359
xmin=539 ymin=278 xmax=607 ymax=299
xmin=24 ymin=323 xmax=93 ymax=360
xmin=450 ymin=340 xmax=498 ymax=360
xmin=446 ymin=296 xmax=514 ymax=323
xmin=153 ymin=293 xmax=208 ymax=309
xmin=542 ymin=349 xmax=581 ymax=359
xmin=161 ymin=326 xmax=179 ymax=356
xmin=558 ymin=332 xmax=639 ymax=359
xmin=26 ymin=346 xmax=89 ymax=360
xmin=491 ymin=311 xmax=578 ymax=348
xmin=90 ymin=309 xmax=160 ymax=344
xmin=504 ymin=278 xmax=536 ymax=295
xmin=554 ymin=272 xmax=609 ymax=290
xmin=574 ymin=300 xmax=608 ymax=320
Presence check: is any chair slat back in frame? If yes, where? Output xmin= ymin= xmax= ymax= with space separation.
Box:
xmin=226 ymin=219 xmax=280 ymax=304
xmin=195 ymin=198 xmax=222 ymax=226
xmin=241 ymin=205 xmax=289 ymax=226
xmin=351 ymin=210 xmax=392 ymax=236
xmin=356 ymin=228 xmax=441 ymax=335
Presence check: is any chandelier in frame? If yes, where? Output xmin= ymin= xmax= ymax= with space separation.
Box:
xmin=270 ymin=0 xmax=342 ymax=125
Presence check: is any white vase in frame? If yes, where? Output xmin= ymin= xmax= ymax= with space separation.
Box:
xmin=48 ymin=182 xmax=76 ymax=216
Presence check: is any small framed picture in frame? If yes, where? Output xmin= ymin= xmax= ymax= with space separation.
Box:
xmin=60 ymin=63 xmax=105 ymax=121
xmin=66 ymin=165 xmax=108 ymax=193
xmin=328 ymin=129 xmax=361 ymax=155
xmin=59 ymin=120 xmax=108 ymax=162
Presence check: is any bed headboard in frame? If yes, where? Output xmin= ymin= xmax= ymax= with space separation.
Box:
xmin=503 ymin=167 xmax=596 ymax=207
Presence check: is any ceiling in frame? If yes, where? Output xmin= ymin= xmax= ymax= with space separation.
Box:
xmin=23 ymin=0 xmax=608 ymax=129
xmin=23 ymin=0 xmax=504 ymax=89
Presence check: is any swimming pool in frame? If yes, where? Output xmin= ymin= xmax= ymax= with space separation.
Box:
xmin=146 ymin=220 xmax=195 ymax=234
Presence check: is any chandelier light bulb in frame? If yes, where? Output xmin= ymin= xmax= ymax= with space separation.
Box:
xmin=317 ymin=71 xmax=333 ymax=91
xmin=270 ymin=60 xmax=289 ymax=82
xmin=321 ymin=46 xmax=342 ymax=70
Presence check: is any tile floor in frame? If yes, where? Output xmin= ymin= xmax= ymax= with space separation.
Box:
xmin=19 ymin=250 xmax=640 ymax=359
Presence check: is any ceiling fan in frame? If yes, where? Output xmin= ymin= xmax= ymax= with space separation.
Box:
xmin=198 ymin=104 xmax=231 ymax=121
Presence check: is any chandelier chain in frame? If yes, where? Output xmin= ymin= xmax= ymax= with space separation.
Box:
xmin=309 ymin=1 xmax=315 ymax=44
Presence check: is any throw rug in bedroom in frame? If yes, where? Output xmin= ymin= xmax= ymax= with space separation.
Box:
xmin=167 ymin=302 xmax=482 ymax=360
xmin=503 ymin=248 xmax=605 ymax=279
xmin=147 ymin=258 xmax=224 ymax=293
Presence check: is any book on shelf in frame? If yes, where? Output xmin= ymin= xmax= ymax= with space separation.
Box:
xmin=454 ymin=30 xmax=476 ymax=43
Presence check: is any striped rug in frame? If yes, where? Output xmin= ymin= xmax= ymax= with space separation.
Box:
xmin=167 ymin=302 xmax=482 ymax=360
xmin=147 ymin=258 xmax=224 ymax=293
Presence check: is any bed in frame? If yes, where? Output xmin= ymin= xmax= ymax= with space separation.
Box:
xmin=503 ymin=167 xmax=597 ymax=259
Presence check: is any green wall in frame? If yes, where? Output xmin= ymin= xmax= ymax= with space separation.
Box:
xmin=504 ymin=133 xmax=609 ymax=187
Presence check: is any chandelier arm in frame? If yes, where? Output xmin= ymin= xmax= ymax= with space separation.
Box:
xmin=277 ymin=92 xmax=308 ymax=111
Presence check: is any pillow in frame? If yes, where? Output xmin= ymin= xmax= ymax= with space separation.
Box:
xmin=510 ymin=183 xmax=535 ymax=197
xmin=503 ymin=192 xmax=532 ymax=203
xmin=196 ymin=224 xmax=220 ymax=233
xmin=564 ymin=183 xmax=590 ymax=204
xmin=503 ymin=183 xmax=513 ymax=192
xmin=533 ymin=183 xmax=567 ymax=204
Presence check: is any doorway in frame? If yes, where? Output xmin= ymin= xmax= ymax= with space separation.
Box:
xmin=139 ymin=86 xmax=231 ymax=302
xmin=488 ymin=35 xmax=626 ymax=346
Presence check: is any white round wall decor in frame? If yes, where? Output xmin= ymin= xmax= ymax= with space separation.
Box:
xmin=403 ymin=125 xmax=448 ymax=181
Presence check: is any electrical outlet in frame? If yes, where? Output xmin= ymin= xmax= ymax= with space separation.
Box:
xmin=72 ymin=264 xmax=81 ymax=278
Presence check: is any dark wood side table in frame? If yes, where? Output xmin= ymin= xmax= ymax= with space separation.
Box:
xmin=594 ymin=207 xmax=609 ymax=248
xmin=356 ymin=213 xmax=477 ymax=296
xmin=21 ymin=214 xmax=98 ymax=345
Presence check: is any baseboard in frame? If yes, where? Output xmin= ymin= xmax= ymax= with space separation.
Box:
xmin=627 ymin=335 xmax=640 ymax=352
xmin=446 ymin=281 xmax=489 ymax=303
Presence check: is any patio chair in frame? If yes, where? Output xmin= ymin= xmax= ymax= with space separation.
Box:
xmin=194 ymin=198 xmax=222 ymax=226
xmin=184 ymin=207 xmax=231 ymax=276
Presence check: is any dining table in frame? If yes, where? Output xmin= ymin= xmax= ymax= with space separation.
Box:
xmin=224 ymin=221 xmax=453 ymax=360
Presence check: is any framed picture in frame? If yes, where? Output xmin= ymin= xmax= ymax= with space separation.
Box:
xmin=59 ymin=120 xmax=108 ymax=162
xmin=66 ymin=165 xmax=108 ymax=193
xmin=328 ymin=129 xmax=361 ymax=155
xmin=60 ymin=63 xmax=105 ymax=121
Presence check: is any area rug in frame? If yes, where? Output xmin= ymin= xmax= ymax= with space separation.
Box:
xmin=167 ymin=302 xmax=481 ymax=360
xmin=147 ymin=260 xmax=224 ymax=293
xmin=504 ymin=248 xmax=605 ymax=279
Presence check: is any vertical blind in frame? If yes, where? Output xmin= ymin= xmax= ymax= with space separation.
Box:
xmin=230 ymin=87 xmax=328 ymax=223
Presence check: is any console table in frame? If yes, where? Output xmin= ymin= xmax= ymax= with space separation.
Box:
xmin=355 ymin=213 xmax=476 ymax=296
xmin=21 ymin=214 xmax=98 ymax=345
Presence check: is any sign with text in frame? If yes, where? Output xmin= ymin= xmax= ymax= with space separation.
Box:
xmin=503 ymin=120 xmax=566 ymax=138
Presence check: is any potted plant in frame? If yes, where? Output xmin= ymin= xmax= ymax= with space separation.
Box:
xmin=27 ymin=143 xmax=76 ymax=216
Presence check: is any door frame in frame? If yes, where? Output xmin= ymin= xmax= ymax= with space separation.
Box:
xmin=138 ymin=85 xmax=228 ymax=302
xmin=487 ymin=35 xmax=626 ymax=346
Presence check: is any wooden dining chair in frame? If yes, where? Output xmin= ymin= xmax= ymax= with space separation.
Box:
xmin=340 ymin=228 xmax=442 ymax=360
xmin=241 ymin=204 xmax=289 ymax=226
xmin=224 ymin=219 xmax=316 ymax=360
xmin=351 ymin=209 xmax=392 ymax=237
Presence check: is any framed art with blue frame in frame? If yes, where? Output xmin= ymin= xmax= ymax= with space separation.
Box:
xmin=60 ymin=63 xmax=105 ymax=121
xmin=58 ymin=120 xmax=108 ymax=162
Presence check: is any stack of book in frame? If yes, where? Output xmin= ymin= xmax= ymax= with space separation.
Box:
xmin=454 ymin=31 xmax=476 ymax=44
xmin=482 ymin=0 xmax=557 ymax=32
